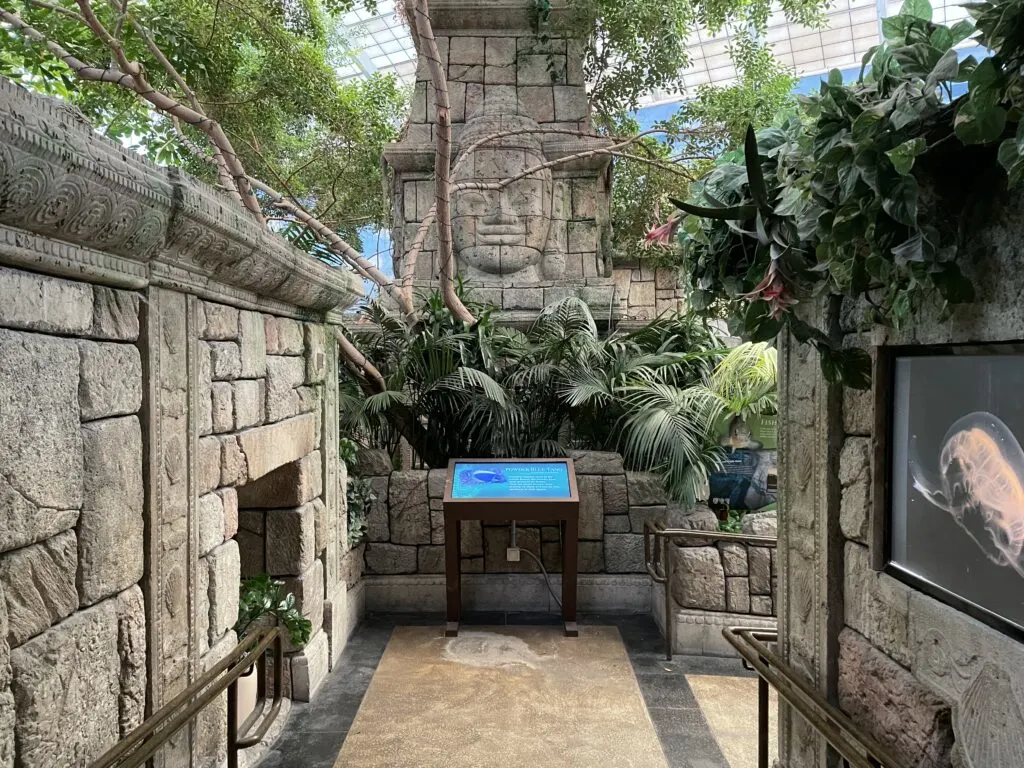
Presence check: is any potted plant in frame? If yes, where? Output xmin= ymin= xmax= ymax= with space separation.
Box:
xmin=233 ymin=574 xmax=312 ymax=727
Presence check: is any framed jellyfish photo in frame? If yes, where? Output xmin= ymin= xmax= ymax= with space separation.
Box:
xmin=880 ymin=344 xmax=1024 ymax=640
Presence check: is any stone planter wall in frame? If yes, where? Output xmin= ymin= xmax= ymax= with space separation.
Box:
xmin=0 ymin=78 xmax=362 ymax=768
xmin=777 ymin=190 xmax=1024 ymax=767
xmin=667 ymin=510 xmax=778 ymax=617
xmin=359 ymin=450 xmax=679 ymax=577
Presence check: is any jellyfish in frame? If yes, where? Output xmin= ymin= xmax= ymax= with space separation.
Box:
xmin=910 ymin=411 xmax=1024 ymax=578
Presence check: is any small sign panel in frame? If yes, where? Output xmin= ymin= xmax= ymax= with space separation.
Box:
xmin=450 ymin=460 xmax=572 ymax=499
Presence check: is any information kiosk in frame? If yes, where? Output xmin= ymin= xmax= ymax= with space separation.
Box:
xmin=443 ymin=458 xmax=580 ymax=637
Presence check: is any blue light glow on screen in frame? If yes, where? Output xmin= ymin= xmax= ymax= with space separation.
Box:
xmin=451 ymin=462 xmax=571 ymax=499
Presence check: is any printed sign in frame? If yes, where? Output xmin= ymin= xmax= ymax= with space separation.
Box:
xmin=450 ymin=461 xmax=572 ymax=499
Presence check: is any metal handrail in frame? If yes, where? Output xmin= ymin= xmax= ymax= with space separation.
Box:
xmin=91 ymin=626 xmax=284 ymax=768
xmin=643 ymin=519 xmax=777 ymax=659
xmin=723 ymin=627 xmax=910 ymax=768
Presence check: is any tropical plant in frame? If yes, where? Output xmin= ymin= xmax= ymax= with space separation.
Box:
xmin=234 ymin=574 xmax=312 ymax=647
xmin=656 ymin=0 xmax=1024 ymax=388
xmin=346 ymin=477 xmax=375 ymax=548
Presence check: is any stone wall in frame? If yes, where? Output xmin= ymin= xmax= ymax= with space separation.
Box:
xmin=383 ymin=0 xmax=686 ymax=323
xmin=0 ymin=77 xmax=363 ymax=767
xmin=359 ymin=450 xmax=678 ymax=578
xmin=776 ymin=191 xmax=1024 ymax=766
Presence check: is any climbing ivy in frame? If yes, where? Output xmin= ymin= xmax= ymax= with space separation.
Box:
xmin=663 ymin=0 xmax=1024 ymax=388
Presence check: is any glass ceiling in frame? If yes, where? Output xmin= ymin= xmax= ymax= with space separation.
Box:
xmin=335 ymin=0 xmax=975 ymax=108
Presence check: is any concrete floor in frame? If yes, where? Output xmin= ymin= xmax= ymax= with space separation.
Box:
xmin=254 ymin=613 xmax=769 ymax=768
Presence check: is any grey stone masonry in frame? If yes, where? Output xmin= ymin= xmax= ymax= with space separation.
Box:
xmin=360 ymin=451 xmax=680 ymax=576
xmin=0 ymin=76 xmax=362 ymax=767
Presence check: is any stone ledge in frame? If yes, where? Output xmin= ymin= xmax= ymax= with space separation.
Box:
xmin=0 ymin=78 xmax=361 ymax=314
xmin=652 ymin=582 xmax=777 ymax=658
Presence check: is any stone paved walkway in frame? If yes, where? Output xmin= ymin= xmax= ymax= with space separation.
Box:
xmin=253 ymin=613 xmax=767 ymax=768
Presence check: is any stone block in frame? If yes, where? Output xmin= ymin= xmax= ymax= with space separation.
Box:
xmin=604 ymin=515 xmax=630 ymax=533
xmin=461 ymin=520 xmax=483 ymax=557
xmin=629 ymin=505 xmax=667 ymax=533
xmin=418 ymin=545 xmax=446 ymax=574
xmin=450 ymin=36 xmax=484 ymax=65
xmin=78 ymin=341 xmax=142 ymax=421
xmin=238 ymin=450 xmax=322 ymax=508
xmin=353 ymin=449 xmax=392 ymax=476
xmin=233 ymin=379 xmax=264 ymax=429
xmin=0 ymin=330 xmax=82 ymax=554
xmin=238 ymin=310 xmax=267 ymax=378
xmin=604 ymin=534 xmax=645 ymax=573
xmin=238 ymin=413 xmax=317 ymax=482
xmin=577 ymin=475 xmax=604 ymax=540
xmin=602 ymin=475 xmax=628 ymax=516
xmin=197 ymin=337 xmax=213 ymax=438
xmin=838 ymin=628 xmax=953 ymax=767
xmin=209 ymin=341 xmax=241 ymax=380
xmin=719 ymin=543 xmax=748 ymax=576
xmin=313 ymin=497 xmax=327 ymax=555
xmin=553 ymin=85 xmax=588 ymax=120
xmin=201 ymin=303 xmax=239 ymax=340
xmin=365 ymin=541 xmax=418 ymax=576
xmin=211 ymin=381 xmax=234 ymax=433
xmin=485 ymin=63 xmax=516 ymax=85
xmin=667 ymin=504 xmax=720 ymax=544
xmin=10 ymin=600 xmax=119 ymax=768
xmin=291 ymin=627 xmax=329 ymax=702
xmin=542 ymin=541 xmax=562 ymax=573
xmin=198 ymin=435 xmax=221 ymax=495
xmin=365 ymin=476 xmax=391 ymax=542
xmin=91 ymin=287 xmax=139 ymax=341
xmin=740 ymin=511 xmax=777 ymax=537
xmin=198 ymin=492 xmax=225 ymax=557
xmin=483 ymin=527 xmax=541 ymax=573
xmin=237 ymin=529 xmax=265 ymax=579
xmin=750 ymin=595 xmax=773 ymax=615
xmin=341 ymin=545 xmax=365 ymax=587
xmin=503 ymin=287 xmax=544 ymax=310
xmin=627 ymin=472 xmax=665 ymax=506
xmin=840 ymin=437 xmax=871 ymax=544
xmin=265 ymin=355 xmax=304 ymax=422
xmin=389 ymin=471 xmax=430 ymax=545
xmin=518 ymin=86 xmax=555 ymax=122
xmin=449 ymin=63 xmax=483 ymax=82
xmin=567 ymin=220 xmax=598 ymax=253
xmin=485 ymin=36 xmax=515 ymax=66
xmin=670 ymin=546 xmax=726 ymax=610
xmin=428 ymin=469 xmax=447 ymax=498
xmin=220 ymin=435 xmax=247 ymax=487
xmin=0 ymin=691 xmax=10 ymax=768
xmin=579 ymin=541 xmax=604 ymax=573
xmin=78 ymin=416 xmax=144 ymax=606
xmin=845 ymin=542 xmax=910 ymax=665
xmin=843 ymin=385 xmax=873 ymax=437
xmin=748 ymin=547 xmax=772 ymax=595
xmin=266 ymin=502 xmax=316 ymax=576
xmin=219 ymin=488 xmax=238 ymax=541
xmin=304 ymin=324 xmax=327 ymax=384
xmin=572 ymin=183 xmax=597 ymax=219
xmin=324 ymin=583 xmax=349 ymax=670
xmin=265 ymin=316 xmax=304 ymax=355
xmin=726 ymin=576 xmax=751 ymax=613
xmin=0 ymin=266 xmax=92 ymax=335
xmin=628 ymin=281 xmax=656 ymax=308
xmin=430 ymin=507 xmax=445 ymax=545
xmin=115 ymin=585 xmax=146 ymax=737
xmin=519 ymin=54 xmax=565 ymax=85
xmin=568 ymin=450 xmax=624 ymax=475
xmin=0 ymin=531 xmax=78 ymax=648
xmin=208 ymin=540 xmax=240 ymax=641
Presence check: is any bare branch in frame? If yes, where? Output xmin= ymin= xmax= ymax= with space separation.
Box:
xmin=413 ymin=0 xmax=474 ymax=324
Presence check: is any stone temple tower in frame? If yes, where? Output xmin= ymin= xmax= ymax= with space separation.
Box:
xmin=385 ymin=0 xmax=680 ymax=324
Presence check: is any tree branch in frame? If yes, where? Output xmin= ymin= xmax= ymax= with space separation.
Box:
xmin=413 ymin=0 xmax=474 ymax=324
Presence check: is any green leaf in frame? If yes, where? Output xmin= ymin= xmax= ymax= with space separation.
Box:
xmin=891 ymin=233 xmax=925 ymax=264
xmin=955 ymin=99 xmax=1008 ymax=144
xmin=925 ymin=48 xmax=960 ymax=90
xmin=949 ymin=19 xmax=975 ymax=44
xmin=669 ymin=197 xmax=757 ymax=221
xmin=744 ymin=125 xmax=770 ymax=215
xmin=744 ymin=302 xmax=783 ymax=343
xmin=885 ymin=137 xmax=927 ymax=175
xmin=881 ymin=175 xmax=919 ymax=226
xmin=903 ymin=0 xmax=933 ymax=21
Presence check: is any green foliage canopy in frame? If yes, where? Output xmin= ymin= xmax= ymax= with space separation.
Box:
xmin=0 ymin=0 xmax=408 ymax=243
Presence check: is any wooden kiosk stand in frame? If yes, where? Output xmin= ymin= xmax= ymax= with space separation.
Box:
xmin=442 ymin=458 xmax=580 ymax=638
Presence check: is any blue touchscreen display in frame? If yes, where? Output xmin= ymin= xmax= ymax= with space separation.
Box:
xmin=450 ymin=461 xmax=571 ymax=499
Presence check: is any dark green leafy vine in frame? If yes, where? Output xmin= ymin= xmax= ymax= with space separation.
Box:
xmin=664 ymin=0 xmax=1024 ymax=388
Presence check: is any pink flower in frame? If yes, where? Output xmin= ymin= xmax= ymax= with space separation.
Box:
xmin=745 ymin=261 xmax=797 ymax=318
xmin=644 ymin=214 xmax=681 ymax=248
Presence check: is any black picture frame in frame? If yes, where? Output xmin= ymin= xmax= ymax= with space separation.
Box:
xmin=875 ymin=342 xmax=1024 ymax=643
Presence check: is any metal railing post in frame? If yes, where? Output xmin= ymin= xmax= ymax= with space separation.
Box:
xmin=227 ymin=678 xmax=239 ymax=768
xmin=758 ymin=664 xmax=769 ymax=768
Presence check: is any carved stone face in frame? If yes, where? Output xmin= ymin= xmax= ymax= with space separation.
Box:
xmin=452 ymin=156 xmax=552 ymax=278
xmin=451 ymin=95 xmax=555 ymax=282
